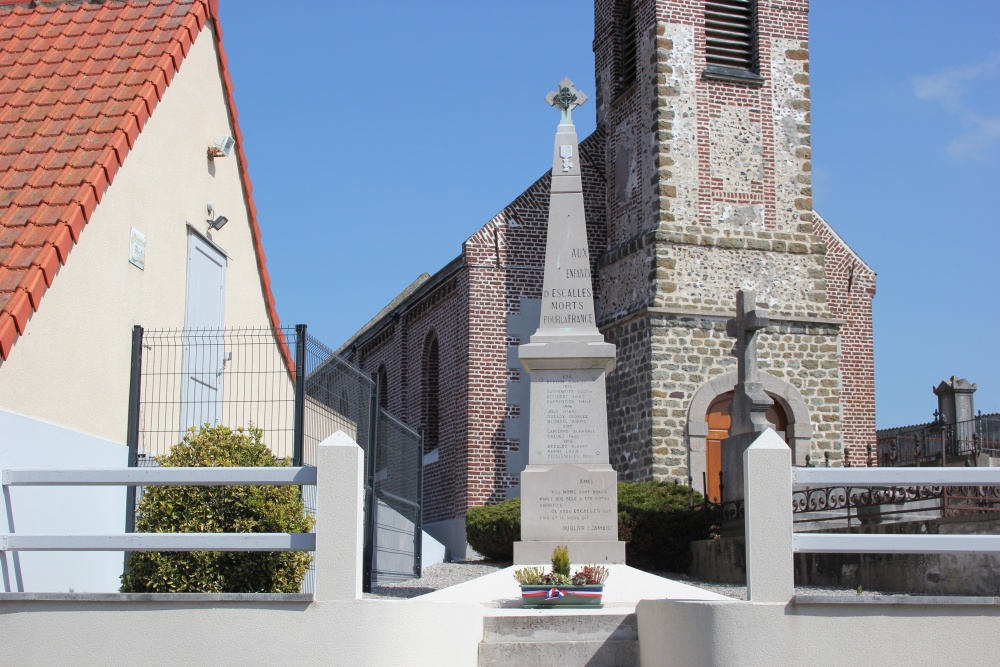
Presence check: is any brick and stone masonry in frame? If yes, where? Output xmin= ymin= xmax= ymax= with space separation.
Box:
xmin=340 ymin=0 xmax=876 ymax=557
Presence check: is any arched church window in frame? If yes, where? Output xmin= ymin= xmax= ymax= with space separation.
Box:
xmin=421 ymin=332 xmax=440 ymax=456
xmin=375 ymin=364 xmax=389 ymax=471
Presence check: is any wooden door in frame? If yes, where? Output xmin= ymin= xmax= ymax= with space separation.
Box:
xmin=705 ymin=394 xmax=731 ymax=503
xmin=704 ymin=391 xmax=789 ymax=502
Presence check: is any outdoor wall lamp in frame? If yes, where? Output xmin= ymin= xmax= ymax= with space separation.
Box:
xmin=207 ymin=134 xmax=235 ymax=159
xmin=208 ymin=215 xmax=229 ymax=231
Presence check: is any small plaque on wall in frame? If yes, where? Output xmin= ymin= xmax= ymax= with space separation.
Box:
xmin=129 ymin=228 xmax=146 ymax=270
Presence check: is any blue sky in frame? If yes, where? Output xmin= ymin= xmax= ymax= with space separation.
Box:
xmin=218 ymin=1 xmax=999 ymax=429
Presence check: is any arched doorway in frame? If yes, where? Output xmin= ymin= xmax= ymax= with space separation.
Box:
xmin=704 ymin=391 xmax=788 ymax=503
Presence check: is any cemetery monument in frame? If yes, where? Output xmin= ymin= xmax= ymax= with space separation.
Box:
xmin=513 ymin=79 xmax=625 ymax=564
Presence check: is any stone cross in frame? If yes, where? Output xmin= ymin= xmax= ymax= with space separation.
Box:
xmin=726 ymin=290 xmax=768 ymax=386
xmin=545 ymin=77 xmax=588 ymax=124
xmin=726 ymin=289 xmax=773 ymax=435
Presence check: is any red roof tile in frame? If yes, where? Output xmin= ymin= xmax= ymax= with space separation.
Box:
xmin=0 ymin=0 xmax=286 ymax=367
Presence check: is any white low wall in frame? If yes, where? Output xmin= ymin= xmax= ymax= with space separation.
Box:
xmin=0 ymin=409 xmax=127 ymax=592
xmin=0 ymin=597 xmax=484 ymax=666
xmin=637 ymin=598 xmax=1000 ymax=666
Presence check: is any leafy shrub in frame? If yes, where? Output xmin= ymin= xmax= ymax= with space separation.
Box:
xmin=617 ymin=481 xmax=710 ymax=572
xmin=467 ymin=481 xmax=710 ymax=571
xmin=465 ymin=496 xmax=520 ymax=561
xmin=120 ymin=425 xmax=314 ymax=593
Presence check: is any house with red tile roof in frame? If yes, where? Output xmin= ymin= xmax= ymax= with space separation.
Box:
xmin=0 ymin=0 xmax=286 ymax=591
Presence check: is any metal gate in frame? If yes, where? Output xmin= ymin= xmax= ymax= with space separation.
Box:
xmin=362 ymin=380 xmax=423 ymax=588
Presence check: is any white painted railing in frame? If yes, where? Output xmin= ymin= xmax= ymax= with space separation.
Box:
xmin=1 ymin=466 xmax=317 ymax=553
xmin=742 ymin=430 xmax=1000 ymax=603
xmin=1 ymin=432 xmax=366 ymax=599
xmin=790 ymin=465 xmax=1000 ymax=555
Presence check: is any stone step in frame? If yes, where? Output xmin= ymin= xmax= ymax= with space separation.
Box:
xmin=478 ymin=638 xmax=638 ymax=667
xmin=479 ymin=612 xmax=638 ymax=667
xmin=483 ymin=612 xmax=637 ymax=642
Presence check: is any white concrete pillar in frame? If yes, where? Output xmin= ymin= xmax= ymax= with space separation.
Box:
xmin=314 ymin=430 xmax=365 ymax=601
xmin=743 ymin=428 xmax=794 ymax=603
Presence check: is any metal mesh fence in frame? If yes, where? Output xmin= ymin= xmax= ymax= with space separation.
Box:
xmin=127 ymin=324 xmax=422 ymax=591
xmin=134 ymin=327 xmax=298 ymax=462
xmin=301 ymin=334 xmax=374 ymax=468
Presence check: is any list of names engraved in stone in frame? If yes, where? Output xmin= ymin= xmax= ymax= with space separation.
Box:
xmin=540 ymin=375 xmax=599 ymax=461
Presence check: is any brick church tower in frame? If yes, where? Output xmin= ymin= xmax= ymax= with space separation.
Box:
xmin=341 ymin=0 xmax=876 ymax=557
xmin=591 ymin=0 xmax=875 ymax=495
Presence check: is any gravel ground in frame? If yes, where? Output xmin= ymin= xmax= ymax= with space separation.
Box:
xmin=363 ymin=561 xmax=878 ymax=601
xmin=364 ymin=562 xmax=503 ymax=600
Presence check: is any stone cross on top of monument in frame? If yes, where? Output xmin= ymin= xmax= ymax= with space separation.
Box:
xmin=726 ymin=289 xmax=774 ymax=436
xmin=545 ymin=77 xmax=587 ymax=124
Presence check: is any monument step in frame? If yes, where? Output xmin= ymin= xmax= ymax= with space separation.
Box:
xmin=477 ymin=638 xmax=638 ymax=667
xmin=479 ymin=612 xmax=638 ymax=667
xmin=483 ymin=612 xmax=637 ymax=642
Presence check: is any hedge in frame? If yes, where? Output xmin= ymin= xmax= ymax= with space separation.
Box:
xmin=465 ymin=481 xmax=710 ymax=570
xmin=120 ymin=425 xmax=314 ymax=593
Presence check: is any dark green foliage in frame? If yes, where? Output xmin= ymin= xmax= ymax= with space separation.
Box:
xmin=120 ymin=425 xmax=314 ymax=593
xmin=465 ymin=482 xmax=710 ymax=571
xmin=465 ymin=496 xmax=520 ymax=561
xmin=617 ymin=481 xmax=711 ymax=572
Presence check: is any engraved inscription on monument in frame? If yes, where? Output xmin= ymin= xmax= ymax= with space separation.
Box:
xmin=533 ymin=369 xmax=606 ymax=463
xmin=521 ymin=465 xmax=617 ymax=542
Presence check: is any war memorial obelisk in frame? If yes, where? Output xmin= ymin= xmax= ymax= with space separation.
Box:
xmin=513 ymin=79 xmax=625 ymax=564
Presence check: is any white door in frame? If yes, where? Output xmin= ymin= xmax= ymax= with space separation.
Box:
xmin=181 ymin=232 xmax=226 ymax=432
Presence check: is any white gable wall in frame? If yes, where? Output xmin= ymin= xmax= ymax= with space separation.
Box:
xmin=0 ymin=26 xmax=285 ymax=592
xmin=0 ymin=24 xmax=278 ymax=444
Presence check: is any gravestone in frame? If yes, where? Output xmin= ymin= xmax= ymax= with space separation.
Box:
xmin=513 ymin=79 xmax=625 ymax=564
xmin=721 ymin=289 xmax=774 ymax=511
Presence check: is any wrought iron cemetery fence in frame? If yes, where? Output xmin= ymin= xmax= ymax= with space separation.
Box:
xmin=876 ymin=412 xmax=1000 ymax=468
xmin=125 ymin=325 xmax=422 ymax=592
xmin=696 ymin=458 xmax=1000 ymax=534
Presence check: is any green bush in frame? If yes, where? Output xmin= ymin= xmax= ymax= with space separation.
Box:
xmin=465 ymin=496 xmax=520 ymax=561
xmin=617 ymin=481 xmax=711 ymax=572
xmin=120 ymin=425 xmax=314 ymax=593
xmin=465 ymin=482 xmax=710 ymax=571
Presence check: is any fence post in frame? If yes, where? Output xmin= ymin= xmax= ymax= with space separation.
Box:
xmin=292 ymin=324 xmax=307 ymax=467
xmin=125 ymin=325 xmax=143 ymax=534
xmin=414 ymin=427 xmax=424 ymax=578
xmin=315 ymin=431 xmax=365 ymax=601
xmin=744 ymin=429 xmax=794 ymax=603
xmin=361 ymin=372 xmax=380 ymax=593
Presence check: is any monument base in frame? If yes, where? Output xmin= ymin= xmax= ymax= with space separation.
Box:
xmin=513 ymin=540 xmax=626 ymax=565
